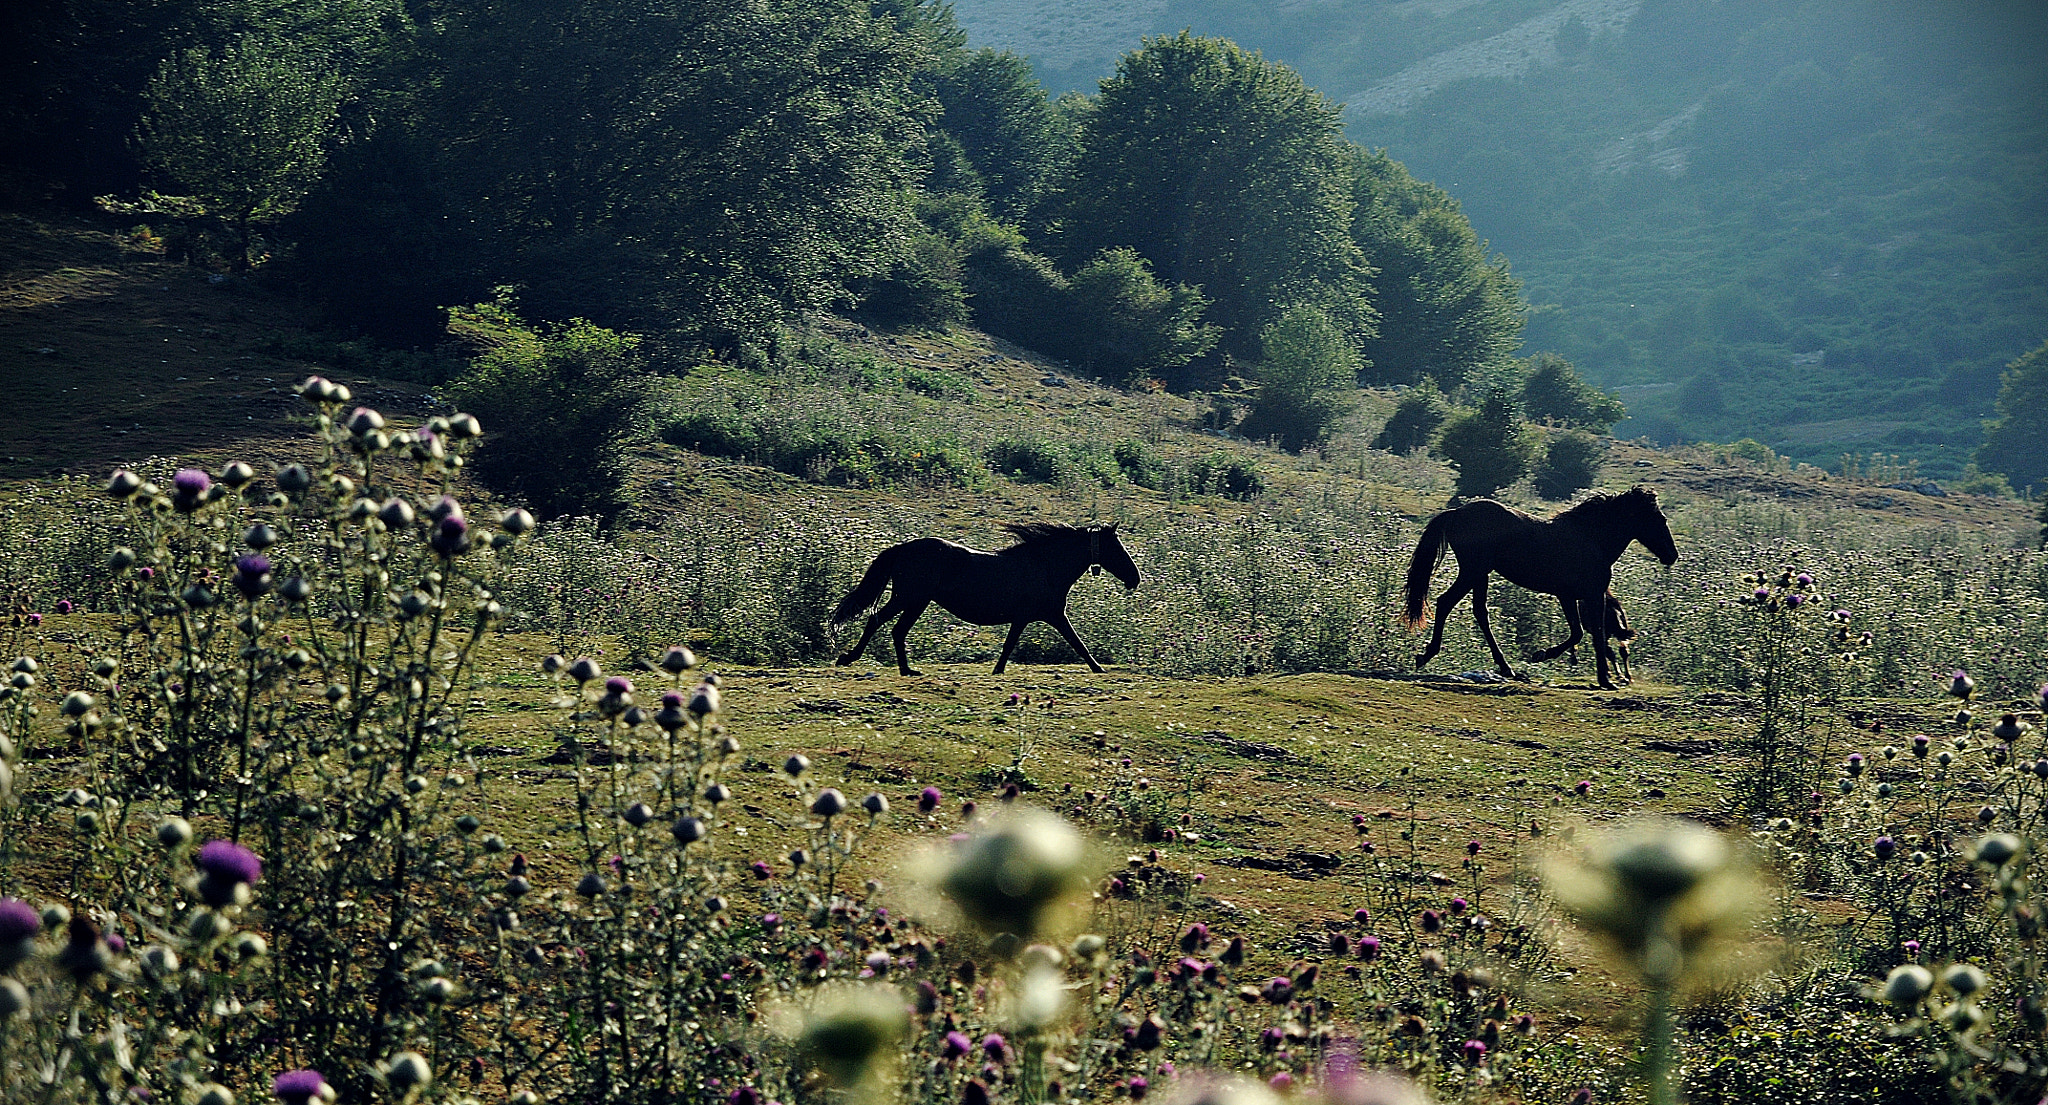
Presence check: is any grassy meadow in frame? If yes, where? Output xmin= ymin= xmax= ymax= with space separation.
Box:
xmin=2 ymin=214 xmax=2047 ymax=1104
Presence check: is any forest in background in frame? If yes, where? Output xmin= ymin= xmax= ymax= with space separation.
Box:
xmin=953 ymin=0 xmax=2048 ymax=480
xmin=2 ymin=0 xmax=2044 ymax=501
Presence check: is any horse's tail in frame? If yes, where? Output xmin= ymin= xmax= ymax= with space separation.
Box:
xmin=831 ymin=544 xmax=900 ymax=625
xmin=1401 ymin=512 xmax=1454 ymax=629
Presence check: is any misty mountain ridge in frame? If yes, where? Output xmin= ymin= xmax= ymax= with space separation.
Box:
xmin=948 ymin=0 xmax=2048 ymax=478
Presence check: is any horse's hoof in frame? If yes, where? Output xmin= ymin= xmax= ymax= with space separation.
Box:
xmin=1413 ymin=655 xmax=1429 ymax=670
xmin=901 ymin=668 xmax=923 ymax=677
xmin=834 ymin=656 xmax=855 ymax=667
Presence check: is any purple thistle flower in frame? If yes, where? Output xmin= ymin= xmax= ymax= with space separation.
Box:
xmin=1261 ymin=976 xmax=1293 ymax=1004
xmin=1795 ymin=572 xmax=1813 ymax=588
xmin=1573 ymin=780 xmax=1592 ymax=797
xmin=172 ymin=469 xmax=211 ymax=497
xmin=981 ymin=1034 xmax=1008 ymax=1062
xmin=431 ymin=513 xmax=471 ymax=556
xmin=1875 ymin=836 xmax=1896 ymax=861
xmin=1353 ymin=907 xmax=1371 ymax=925
xmin=1462 ymin=1039 xmax=1488 ymax=1065
xmin=196 ymin=840 xmax=262 ymax=886
xmin=1268 ymin=1073 xmax=1293 ymax=1092
xmin=273 ymin=1070 xmax=329 ymax=1104
xmin=1128 ymin=1076 xmax=1150 ymax=1101
xmin=919 ymin=786 xmax=943 ymax=814
xmin=55 ymin=599 xmax=73 ymax=615
xmin=1786 ymin=593 xmax=1805 ymax=608
xmin=1466 ymin=839 xmax=1482 ymax=856
xmin=1356 ymin=935 xmax=1381 ymax=961
xmin=727 ymin=1089 xmax=760 ymax=1105
xmin=232 ymin=555 xmax=273 ymax=599
xmin=942 ymin=1031 xmax=972 ymax=1059
xmin=0 ymin=898 xmax=38 ymax=943
xmin=1420 ymin=909 xmax=1442 ymax=933
xmin=1449 ymin=897 xmax=1469 ymax=915
xmin=605 ymin=676 xmax=633 ymax=695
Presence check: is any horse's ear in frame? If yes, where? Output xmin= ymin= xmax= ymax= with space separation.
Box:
xmin=1107 ymin=522 xmax=1119 ymax=533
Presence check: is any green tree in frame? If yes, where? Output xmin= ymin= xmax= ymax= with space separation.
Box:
xmin=1063 ymin=248 xmax=1218 ymax=386
xmin=1436 ymin=393 xmax=1537 ymax=499
xmin=1976 ymin=339 xmax=2048 ymax=493
xmin=421 ymin=0 xmax=932 ymax=347
xmin=1237 ymin=305 xmax=1359 ymax=452
xmin=1347 ymin=147 xmax=1524 ymax=389
xmin=1519 ymin=352 xmax=1625 ymax=430
xmin=933 ymin=49 xmax=1061 ymax=221
xmin=1533 ymin=428 xmax=1608 ymax=500
xmin=440 ymin=295 xmax=647 ymax=522
xmin=1046 ymin=33 xmax=1373 ymax=361
xmin=137 ymin=33 xmax=346 ymax=269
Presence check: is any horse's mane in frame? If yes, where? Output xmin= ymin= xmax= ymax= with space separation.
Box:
xmin=1551 ymin=485 xmax=1656 ymax=524
xmin=1002 ymin=522 xmax=1091 ymax=548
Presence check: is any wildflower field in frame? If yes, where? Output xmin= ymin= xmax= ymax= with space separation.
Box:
xmin=0 ymin=353 xmax=2045 ymax=1105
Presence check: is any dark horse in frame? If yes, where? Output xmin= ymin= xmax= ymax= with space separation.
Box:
xmin=1402 ymin=486 xmax=1677 ymax=690
xmin=832 ymin=523 xmax=1141 ymax=676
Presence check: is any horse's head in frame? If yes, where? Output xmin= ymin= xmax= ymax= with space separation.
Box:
xmin=1091 ymin=524 xmax=1141 ymax=591
xmin=1625 ymin=486 xmax=1679 ymax=566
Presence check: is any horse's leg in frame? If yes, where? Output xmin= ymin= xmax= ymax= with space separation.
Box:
xmin=1588 ymin=596 xmax=1618 ymax=690
xmin=992 ymin=621 xmax=1031 ymax=675
xmin=837 ymin=597 xmax=905 ymax=666
xmin=1415 ymin=574 xmax=1478 ymax=670
xmin=1046 ymin=611 xmax=1106 ymax=673
xmin=1531 ymin=597 xmax=1583 ymax=663
xmin=1469 ymin=577 xmax=1518 ymax=681
xmin=890 ymin=599 xmax=932 ymax=676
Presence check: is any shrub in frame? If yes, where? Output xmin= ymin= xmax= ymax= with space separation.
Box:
xmin=1533 ymin=428 xmax=1607 ymax=500
xmin=1372 ymin=380 xmax=1449 ymax=454
xmin=1236 ymin=305 xmax=1358 ymax=452
xmin=1518 ymin=352 xmax=1624 ymax=431
xmin=441 ymin=293 xmax=646 ymax=521
xmin=1062 ymin=248 xmax=1218 ymax=386
xmin=1436 ymin=394 xmax=1537 ymax=499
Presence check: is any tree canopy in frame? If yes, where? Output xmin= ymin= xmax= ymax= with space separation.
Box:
xmin=1976 ymin=339 xmax=2048 ymax=493
xmin=1046 ymin=33 xmax=1374 ymax=360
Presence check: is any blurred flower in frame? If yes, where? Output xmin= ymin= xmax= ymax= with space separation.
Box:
xmin=919 ymin=786 xmax=944 ymax=814
xmin=0 ymin=898 xmax=38 ymax=970
xmin=1948 ymin=670 xmax=1975 ymax=699
xmin=1882 ymin=964 xmax=1934 ymax=1008
xmin=272 ymin=1070 xmax=332 ymax=1105
xmin=1974 ymin=834 xmax=2023 ymax=867
xmin=194 ymin=840 xmax=262 ymax=907
xmin=794 ymin=982 xmax=909 ymax=1087
xmin=382 ymin=1051 xmax=431 ymax=1091
xmin=925 ymin=806 xmax=1094 ymax=948
xmin=1541 ymin=817 xmax=1759 ymax=986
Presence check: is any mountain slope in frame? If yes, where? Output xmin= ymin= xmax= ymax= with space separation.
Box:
xmin=949 ymin=0 xmax=2048 ymax=480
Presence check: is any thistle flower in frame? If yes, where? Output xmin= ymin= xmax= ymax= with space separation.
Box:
xmin=1461 ymin=1040 xmax=1488 ymax=1065
xmin=382 ymin=1051 xmax=431 ymax=1091
xmin=232 ymin=555 xmax=273 ymax=599
xmin=795 ymin=982 xmax=909 ymax=1087
xmin=1882 ymin=964 xmax=1934 ymax=1008
xmin=927 ymin=806 xmax=1093 ymax=948
xmin=862 ymin=792 xmax=889 ymax=816
xmin=272 ymin=1070 xmax=332 ymax=1105
xmin=501 ymin=508 xmax=537 ymax=536
xmin=194 ymin=840 xmax=262 ymax=907
xmin=1541 ymin=817 xmax=1758 ymax=986
xmin=919 ymin=786 xmax=943 ymax=814
xmin=431 ymin=513 xmax=471 ymax=556
xmin=1943 ymin=963 xmax=1986 ymax=997
xmin=0 ymin=898 xmax=37 ymax=970
xmin=1948 ymin=670 xmax=1975 ymax=699
xmin=813 ymin=789 xmax=848 ymax=817
xmin=108 ymin=469 xmax=143 ymax=498
xmin=1973 ymin=834 xmax=2023 ymax=867
xmin=171 ymin=468 xmax=211 ymax=511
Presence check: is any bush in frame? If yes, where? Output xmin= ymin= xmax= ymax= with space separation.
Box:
xmin=853 ymin=224 xmax=969 ymax=328
xmin=984 ymin=437 xmax=1117 ymax=487
xmin=1063 ymin=248 xmax=1218 ymax=386
xmin=1236 ymin=305 xmax=1358 ymax=452
xmin=1518 ymin=352 xmax=1625 ymax=431
xmin=1436 ymin=394 xmax=1538 ymax=499
xmin=1533 ymin=428 xmax=1607 ymax=500
xmin=441 ymin=294 xmax=646 ymax=521
xmin=1372 ymin=379 xmax=1449 ymax=453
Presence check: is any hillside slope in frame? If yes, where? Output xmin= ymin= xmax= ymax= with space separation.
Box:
xmin=949 ymin=0 xmax=2048 ymax=478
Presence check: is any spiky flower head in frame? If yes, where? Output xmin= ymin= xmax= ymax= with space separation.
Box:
xmin=0 ymin=898 xmax=37 ymax=970
xmin=925 ymin=806 xmax=1094 ymax=949
xmin=194 ymin=840 xmax=262 ymax=906
xmin=1882 ymin=964 xmax=1934 ymax=1008
xmin=793 ymin=982 xmax=910 ymax=1087
xmin=1542 ymin=817 xmax=1759 ymax=986
xmin=272 ymin=1070 xmax=333 ymax=1105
